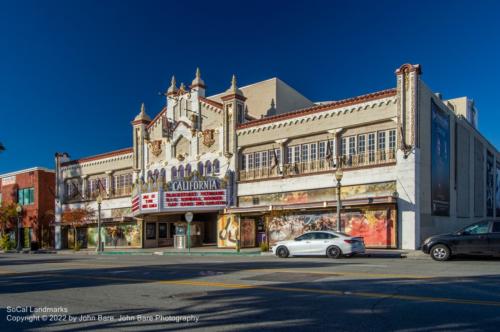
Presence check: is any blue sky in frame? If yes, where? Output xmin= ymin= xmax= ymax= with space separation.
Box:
xmin=1 ymin=0 xmax=500 ymax=173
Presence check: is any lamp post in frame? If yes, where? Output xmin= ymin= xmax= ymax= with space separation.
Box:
xmin=335 ymin=167 xmax=343 ymax=232
xmin=96 ymin=194 xmax=102 ymax=253
xmin=16 ymin=204 xmax=23 ymax=252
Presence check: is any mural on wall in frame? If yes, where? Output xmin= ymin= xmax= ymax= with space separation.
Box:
xmin=88 ymin=223 xmax=141 ymax=248
xmin=268 ymin=207 xmax=396 ymax=248
xmin=496 ymin=162 xmax=500 ymax=217
xmin=239 ymin=182 xmax=397 ymax=207
xmin=431 ymin=100 xmax=450 ymax=216
xmin=217 ymin=216 xmax=256 ymax=248
xmin=217 ymin=215 xmax=238 ymax=248
xmin=486 ymin=151 xmax=494 ymax=217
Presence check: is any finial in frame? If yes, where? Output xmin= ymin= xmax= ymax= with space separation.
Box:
xmin=167 ymin=75 xmax=178 ymax=94
xmin=231 ymin=74 xmax=237 ymax=90
xmin=270 ymin=98 xmax=275 ymax=108
xmin=180 ymin=82 xmax=186 ymax=90
xmin=140 ymin=102 xmax=146 ymax=115
xmin=134 ymin=102 xmax=151 ymax=121
xmin=196 ymin=67 xmax=201 ymax=79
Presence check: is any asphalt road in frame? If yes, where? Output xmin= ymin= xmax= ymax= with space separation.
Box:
xmin=1 ymin=253 xmax=500 ymax=332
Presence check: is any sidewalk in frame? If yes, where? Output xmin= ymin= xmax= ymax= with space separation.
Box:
xmin=2 ymin=247 xmax=429 ymax=259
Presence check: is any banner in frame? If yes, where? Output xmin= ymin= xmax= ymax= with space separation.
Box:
xmin=431 ymin=100 xmax=450 ymax=216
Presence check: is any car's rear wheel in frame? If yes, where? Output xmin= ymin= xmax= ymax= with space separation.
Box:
xmin=430 ymin=244 xmax=451 ymax=261
xmin=326 ymin=245 xmax=342 ymax=259
xmin=276 ymin=246 xmax=289 ymax=258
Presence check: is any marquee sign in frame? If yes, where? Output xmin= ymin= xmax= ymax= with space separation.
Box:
xmin=131 ymin=174 xmax=233 ymax=215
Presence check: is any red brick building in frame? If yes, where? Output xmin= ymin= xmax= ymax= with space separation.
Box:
xmin=0 ymin=167 xmax=55 ymax=248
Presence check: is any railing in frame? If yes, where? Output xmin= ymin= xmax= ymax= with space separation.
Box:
xmin=239 ymin=149 xmax=396 ymax=181
xmin=63 ymin=186 xmax=133 ymax=203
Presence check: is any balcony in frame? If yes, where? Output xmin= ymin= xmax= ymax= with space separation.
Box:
xmin=63 ymin=186 xmax=133 ymax=204
xmin=239 ymin=149 xmax=396 ymax=181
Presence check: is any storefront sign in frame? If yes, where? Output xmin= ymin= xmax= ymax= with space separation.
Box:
xmin=169 ymin=177 xmax=221 ymax=191
xmin=165 ymin=190 xmax=226 ymax=208
xmin=141 ymin=192 xmax=159 ymax=210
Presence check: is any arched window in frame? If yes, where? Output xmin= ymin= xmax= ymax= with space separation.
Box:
xmin=160 ymin=168 xmax=166 ymax=182
xmin=186 ymin=164 xmax=192 ymax=177
xmin=153 ymin=169 xmax=159 ymax=182
xmin=213 ymin=159 xmax=220 ymax=174
xmin=147 ymin=170 xmax=153 ymax=182
xmin=197 ymin=162 xmax=204 ymax=176
xmin=179 ymin=165 xmax=185 ymax=178
xmin=205 ymin=160 xmax=212 ymax=175
xmin=171 ymin=167 xmax=177 ymax=179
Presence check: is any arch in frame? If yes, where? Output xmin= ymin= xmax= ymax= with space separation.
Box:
xmin=153 ymin=169 xmax=159 ymax=182
xmin=171 ymin=166 xmax=177 ymax=179
xmin=213 ymin=159 xmax=220 ymax=174
xmin=197 ymin=162 xmax=204 ymax=176
xmin=160 ymin=168 xmax=166 ymax=183
xmin=186 ymin=164 xmax=192 ymax=176
xmin=205 ymin=160 xmax=212 ymax=175
xmin=147 ymin=170 xmax=153 ymax=182
xmin=179 ymin=165 xmax=185 ymax=178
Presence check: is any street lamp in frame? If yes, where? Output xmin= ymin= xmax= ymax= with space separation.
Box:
xmin=16 ymin=204 xmax=22 ymax=252
xmin=96 ymin=194 xmax=102 ymax=253
xmin=335 ymin=166 xmax=343 ymax=232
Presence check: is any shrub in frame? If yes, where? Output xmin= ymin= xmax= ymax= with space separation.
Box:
xmin=74 ymin=241 xmax=82 ymax=252
xmin=0 ymin=234 xmax=15 ymax=251
xmin=260 ymin=242 xmax=269 ymax=252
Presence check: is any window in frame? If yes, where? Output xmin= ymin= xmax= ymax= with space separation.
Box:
xmin=159 ymin=223 xmax=167 ymax=238
xmin=301 ymin=144 xmax=309 ymax=162
xmin=185 ymin=164 xmax=192 ymax=177
xmin=329 ymin=140 xmax=335 ymax=160
xmin=313 ymin=232 xmax=336 ymax=239
xmin=248 ymin=153 xmax=254 ymax=170
xmin=261 ymin=152 xmax=268 ymax=168
xmin=349 ymin=136 xmax=356 ymax=155
xmin=88 ymin=177 xmax=106 ymax=197
xmin=18 ymin=187 xmax=34 ymax=205
xmin=389 ymin=129 xmax=396 ymax=154
xmin=378 ymin=131 xmax=386 ymax=160
xmin=341 ymin=138 xmax=347 ymax=158
xmin=160 ymin=169 xmax=166 ymax=181
xmin=114 ymin=173 xmax=132 ymax=194
xmin=294 ymin=145 xmax=300 ymax=163
xmin=205 ymin=160 xmax=212 ymax=174
xmin=287 ymin=146 xmax=293 ymax=163
xmin=493 ymin=222 xmax=500 ymax=233
xmin=310 ymin=143 xmax=317 ymax=161
xmin=296 ymin=233 xmax=314 ymax=241
xmin=463 ymin=221 xmax=490 ymax=235
xmin=241 ymin=155 xmax=246 ymax=171
xmin=319 ymin=141 xmax=326 ymax=159
xmin=237 ymin=104 xmax=244 ymax=123
xmin=358 ymin=135 xmax=366 ymax=154
xmin=274 ymin=149 xmax=281 ymax=165
xmin=213 ymin=160 xmax=220 ymax=174
xmin=197 ymin=162 xmax=204 ymax=175
xmin=171 ymin=167 xmax=177 ymax=179
xmin=178 ymin=165 xmax=185 ymax=178
xmin=146 ymin=223 xmax=156 ymax=240
xmin=254 ymin=153 xmax=261 ymax=169
xmin=153 ymin=169 xmax=159 ymax=182
xmin=368 ymin=133 xmax=376 ymax=162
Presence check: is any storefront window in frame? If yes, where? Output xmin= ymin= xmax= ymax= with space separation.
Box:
xmin=159 ymin=223 xmax=167 ymax=238
xmin=146 ymin=223 xmax=156 ymax=240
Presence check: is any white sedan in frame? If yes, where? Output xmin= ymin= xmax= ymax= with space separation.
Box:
xmin=271 ymin=231 xmax=365 ymax=258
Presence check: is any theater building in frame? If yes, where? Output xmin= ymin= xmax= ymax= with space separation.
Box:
xmin=55 ymin=64 xmax=500 ymax=250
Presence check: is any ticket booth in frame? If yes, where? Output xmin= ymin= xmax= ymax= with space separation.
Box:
xmin=173 ymin=222 xmax=203 ymax=249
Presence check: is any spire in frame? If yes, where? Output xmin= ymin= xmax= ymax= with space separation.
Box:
xmin=191 ymin=67 xmax=205 ymax=88
xmin=134 ymin=102 xmax=151 ymax=121
xmin=179 ymin=82 xmax=186 ymax=91
xmin=167 ymin=75 xmax=178 ymax=95
xmin=225 ymin=74 xmax=243 ymax=96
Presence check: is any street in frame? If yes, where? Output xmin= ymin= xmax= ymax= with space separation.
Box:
xmin=1 ymin=253 xmax=500 ymax=331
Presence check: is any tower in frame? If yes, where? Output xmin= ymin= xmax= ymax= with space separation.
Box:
xmin=221 ymin=74 xmax=246 ymax=160
xmin=132 ymin=102 xmax=151 ymax=182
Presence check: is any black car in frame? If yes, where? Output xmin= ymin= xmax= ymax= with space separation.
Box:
xmin=422 ymin=220 xmax=500 ymax=261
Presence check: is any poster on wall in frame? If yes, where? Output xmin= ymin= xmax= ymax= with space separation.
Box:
xmin=486 ymin=151 xmax=494 ymax=217
xmin=496 ymin=162 xmax=500 ymax=217
xmin=217 ymin=215 xmax=238 ymax=248
xmin=268 ymin=207 xmax=397 ymax=248
xmin=431 ymin=100 xmax=450 ymax=216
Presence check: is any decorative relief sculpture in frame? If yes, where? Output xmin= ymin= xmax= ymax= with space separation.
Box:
xmin=149 ymin=140 xmax=162 ymax=157
xmin=202 ymin=129 xmax=216 ymax=147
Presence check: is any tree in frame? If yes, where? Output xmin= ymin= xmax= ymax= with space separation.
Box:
xmin=0 ymin=203 xmax=17 ymax=236
xmin=62 ymin=205 xmax=94 ymax=249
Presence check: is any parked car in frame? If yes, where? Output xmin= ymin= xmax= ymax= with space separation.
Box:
xmin=422 ymin=220 xmax=500 ymax=261
xmin=271 ymin=231 xmax=365 ymax=258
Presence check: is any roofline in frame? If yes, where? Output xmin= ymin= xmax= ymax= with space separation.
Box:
xmin=237 ymin=88 xmax=397 ymax=129
xmin=199 ymin=96 xmax=223 ymax=109
xmin=0 ymin=167 xmax=55 ymax=179
xmin=61 ymin=147 xmax=133 ymax=167
xmin=146 ymin=107 xmax=167 ymax=130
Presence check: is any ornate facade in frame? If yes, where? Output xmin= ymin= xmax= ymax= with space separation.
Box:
xmin=54 ymin=64 xmax=499 ymax=250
